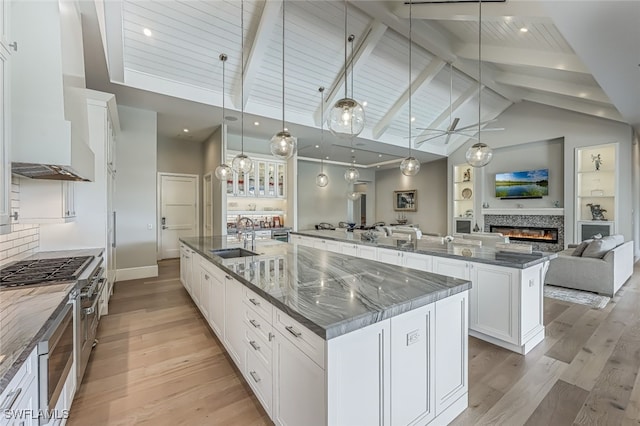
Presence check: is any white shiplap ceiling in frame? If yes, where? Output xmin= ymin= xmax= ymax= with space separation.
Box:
xmin=86 ymin=0 xmax=631 ymax=165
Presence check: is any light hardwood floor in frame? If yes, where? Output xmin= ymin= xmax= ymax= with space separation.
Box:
xmin=68 ymin=259 xmax=640 ymax=425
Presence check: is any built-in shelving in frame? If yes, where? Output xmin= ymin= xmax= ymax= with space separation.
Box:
xmin=575 ymin=143 xmax=618 ymax=241
xmin=452 ymin=164 xmax=474 ymax=233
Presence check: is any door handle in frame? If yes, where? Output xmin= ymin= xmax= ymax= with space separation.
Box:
xmin=161 ymin=217 xmax=168 ymax=230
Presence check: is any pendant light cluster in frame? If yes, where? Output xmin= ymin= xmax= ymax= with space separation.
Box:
xmin=328 ymin=0 xmax=365 ymax=139
xmin=316 ymin=87 xmax=329 ymax=187
xmin=214 ymin=53 xmax=232 ymax=182
xmin=400 ymin=0 xmax=420 ymax=177
xmin=344 ymin=156 xmax=359 ymax=183
xmin=269 ymin=0 xmax=296 ymax=159
xmin=232 ymin=0 xmax=252 ymax=175
xmin=465 ymin=0 xmax=493 ymax=168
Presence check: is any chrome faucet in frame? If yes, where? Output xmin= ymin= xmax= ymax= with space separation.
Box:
xmin=237 ymin=217 xmax=256 ymax=251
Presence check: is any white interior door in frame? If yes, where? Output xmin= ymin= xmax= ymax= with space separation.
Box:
xmin=159 ymin=174 xmax=198 ymax=259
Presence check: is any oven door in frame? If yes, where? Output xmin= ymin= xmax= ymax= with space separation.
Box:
xmin=38 ymin=303 xmax=74 ymax=423
xmin=78 ymin=278 xmax=104 ymax=385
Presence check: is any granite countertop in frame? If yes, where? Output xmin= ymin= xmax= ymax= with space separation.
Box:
xmin=180 ymin=236 xmax=471 ymax=340
xmin=0 ymin=282 xmax=75 ymax=393
xmin=292 ymin=229 xmax=557 ymax=269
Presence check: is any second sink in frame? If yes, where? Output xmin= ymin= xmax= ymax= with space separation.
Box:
xmin=211 ymin=248 xmax=260 ymax=259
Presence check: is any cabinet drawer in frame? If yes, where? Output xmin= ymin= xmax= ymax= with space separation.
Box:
xmin=245 ymin=349 xmax=273 ymax=416
xmin=244 ymin=325 xmax=272 ymax=371
xmin=273 ymin=309 xmax=325 ymax=369
xmin=243 ymin=286 xmax=272 ymax=323
xmin=0 ymin=348 xmax=38 ymax=414
xmin=243 ymin=305 xmax=273 ymax=345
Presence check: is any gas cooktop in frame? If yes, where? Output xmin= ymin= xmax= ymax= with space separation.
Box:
xmin=0 ymin=256 xmax=93 ymax=289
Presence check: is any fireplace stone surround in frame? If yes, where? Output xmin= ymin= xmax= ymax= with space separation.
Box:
xmin=484 ymin=214 xmax=564 ymax=252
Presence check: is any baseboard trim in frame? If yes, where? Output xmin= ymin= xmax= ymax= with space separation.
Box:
xmin=116 ymin=265 xmax=158 ymax=282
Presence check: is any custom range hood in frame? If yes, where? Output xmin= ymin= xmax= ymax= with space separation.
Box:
xmin=11 ymin=0 xmax=94 ymax=182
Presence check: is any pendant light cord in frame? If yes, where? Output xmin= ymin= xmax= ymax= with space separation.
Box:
xmin=343 ymin=0 xmax=348 ymax=99
xmin=240 ymin=0 xmax=245 ymax=155
xmin=408 ymin=0 xmax=412 ymax=157
xmin=478 ymin=0 xmax=482 ymax=145
xmin=320 ymin=87 xmax=325 ymax=173
xmin=282 ymin=0 xmax=286 ymax=129
xmin=449 ymin=62 xmax=453 ymax=128
xmin=221 ymin=54 xmax=227 ymax=160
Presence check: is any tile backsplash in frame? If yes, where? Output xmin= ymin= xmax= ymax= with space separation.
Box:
xmin=0 ymin=176 xmax=40 ymax=266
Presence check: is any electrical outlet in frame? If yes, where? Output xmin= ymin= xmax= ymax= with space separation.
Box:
xmin=407 ymin=330 xmax=420 ymax=346
xmin=147 ymin=224 xmax=153 ymax=230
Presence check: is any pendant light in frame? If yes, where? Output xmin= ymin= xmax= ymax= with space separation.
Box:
xmin=400 ymin=1 xmax=420 ymax=177
xmin=346 ymin=190 xmax=362 ymax=201
xmin=316 ymin=87 xmax=329 ymax=187
xmin=465 ymin=0 xmax=493 ymax=168
xmin=269 ymin=0 xmax=296 ymax=159
xmin=344 ymin=156 xmax=359 ymax=183
xmin=328 ymin=0 xmax=365 ymax=139
xmin=232 ymin=0 xmax=253 ymax=174
xmin=214 ymin=53 xmax=233 ymax=181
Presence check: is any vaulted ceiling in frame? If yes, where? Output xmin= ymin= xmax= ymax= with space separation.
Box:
xmin=86 ymin=0 xmax=634 ymax=166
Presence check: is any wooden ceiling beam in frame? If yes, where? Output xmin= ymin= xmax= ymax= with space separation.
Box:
xmin=232 ymin=0 xmax=282 ymax=109
xmin=313 ymin=20 xmax=388 ymax=125
xmin=372 ymin=58 xmax=446 ymax=139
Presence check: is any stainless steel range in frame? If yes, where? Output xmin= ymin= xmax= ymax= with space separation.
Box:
xmin=0 ymin=252 xmax=106 ymax=409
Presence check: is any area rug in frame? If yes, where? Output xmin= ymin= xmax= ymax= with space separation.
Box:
xmin=544 ymin=285 xmax=610 ymax=309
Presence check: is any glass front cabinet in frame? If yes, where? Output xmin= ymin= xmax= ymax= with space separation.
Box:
xmin=226 ymin=155 xmax=286 ymax=199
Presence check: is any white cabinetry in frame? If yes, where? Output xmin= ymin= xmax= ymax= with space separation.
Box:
xmin=0 ymin=0 xmax=11 ymax=235
xmin=0 ymin=348 xmax=38 ymax=426
xmin=223 ymin=275 xmax=246 ymax=371
xmin=432 ymin=257 xmax=469 ymax=280
xmin=378 ymin=247 xmax=433 ymax=272
xmin=19 ymin=180 xmax=76 ymax=223
xmin=226 ymin=154 xmax=286 ymax=199
xmin=179 ymin=244 xmax=193 ymax=294
xmin=205 ymin=262 xmax=225 ymax=338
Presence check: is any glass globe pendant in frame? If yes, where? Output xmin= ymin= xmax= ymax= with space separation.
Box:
xmin=215 ymin=163 xmax=232 ymax=181
xmin=232 ymin=153 xmax=253 ymax=174
xmin=344 ymin=165 xmax=359 ymax=183
xmin=270 ymin=130 xmax=295 ymax=159
xmin=316 ymin=173 xmax=329 ymax=187
xmin=466 ymin=142 xmax=493 ymax=168
xmin=400 ymin=157 xmax=421 ymax=176
xmin=328 ymin=99 xmax=365 ymax=139
xmin=346 ymin=191 xmax=362 ymax=201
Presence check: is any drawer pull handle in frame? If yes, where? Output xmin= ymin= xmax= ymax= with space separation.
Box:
xmin=250 ymin=340 xmax=261 ymax=351
xmin=205 ymin=274 xmax=210 ymax=280
xmin=249 ymin=319 xmax=261 ymax=328
xmin=249 ymin=298 xmax=260 ymax=306
xmin=225 ymin=275 xmax=232 ymax=280
xmin=269 ymin=332 xmax=275 ymax=342
xmin=0 ymin=387 xmax=22 ymax=411
xmin=249 ymin=371 xmax=261 ymax=383
xmin=285 ymin=325 xmax=302 ymax=338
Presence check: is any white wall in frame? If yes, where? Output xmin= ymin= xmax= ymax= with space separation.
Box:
xmin=115 ymin=105 xmax=158 ymax=274
xmin=375 ymin=159 xmax=448 ymax=235
xmin=480 ymin=138 xmax=564 ymax=209
xmin=157 ymin=135 xmax=204 ymax=233
xmin=297 ymin=161 xmax=376 ymax=231
xmin=449 ymin=101 xmax=635 ymax=245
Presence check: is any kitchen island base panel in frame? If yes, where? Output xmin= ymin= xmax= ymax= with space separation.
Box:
xmin=469 ymin=327 xmax=545 ymax=355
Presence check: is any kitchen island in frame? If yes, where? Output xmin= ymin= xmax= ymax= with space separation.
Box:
xmin=180 ymin=236 xmax=471 ymax=426
xmin=292 ymin=229 xmax=558 ymax=355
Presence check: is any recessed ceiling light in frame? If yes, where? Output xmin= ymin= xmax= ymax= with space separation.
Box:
xmin=377 ymin=165 xmax=380 ymax=168
xmin=362 ymin=101 xmax=368 ymax=107
xmin=519 ymin=27 xmax=528 ymax=33
xmin=378 ymin=154 xmax=382 ymax=158
xmin=284 ymin=127 xmax=288 ymax=131
xmin=143 ymin=28 xmax=152 ymax=37
xmin=254 ymin=121 xmax=260 ymax=126
xmin=411 ymin=116 xmax=416 ymax=122
xmin=504 ymin=16 xmax=513 ymax=22
xmin=183 ymin=128 xmax=189 ymax=133
xmin=315 ymin=144 xmax=319 ymax=148
xmin=325 ymin=156 xmax=330 ymax=160
xmin=351 ymin=149 xmax=355 ymax=153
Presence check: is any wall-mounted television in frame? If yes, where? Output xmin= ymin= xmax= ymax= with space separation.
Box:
xmin=495 ymin=168 xmax=549 ymax=199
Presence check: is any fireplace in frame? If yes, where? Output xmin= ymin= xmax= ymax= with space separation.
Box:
xmin=490 ymin=225 xmax=559 ymax=244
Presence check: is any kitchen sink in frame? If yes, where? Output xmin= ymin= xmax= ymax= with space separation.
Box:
xmin=210 ymin=248 xmax=260 ymax=259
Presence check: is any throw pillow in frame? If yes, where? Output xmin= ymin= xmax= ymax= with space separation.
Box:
xmin=582 ymin=238 xmax=618 ymax=258
xmin=572 ymin=240 xmax=592 ymax=256
xmin=603 ymin=234 xmax=624 ymax=247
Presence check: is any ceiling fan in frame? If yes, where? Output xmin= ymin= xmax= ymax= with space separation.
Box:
xmin=414 ymin=63 xmax=503 ymax=146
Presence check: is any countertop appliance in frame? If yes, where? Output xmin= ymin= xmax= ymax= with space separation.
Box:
xmin=38 ymin=294 xmax=75 ymax=425
xmin=271 ymin=229 xmax=290 ymax=242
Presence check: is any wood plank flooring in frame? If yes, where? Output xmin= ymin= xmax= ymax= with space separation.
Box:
xmin=68 ymin=259 xmax=640 ymax=425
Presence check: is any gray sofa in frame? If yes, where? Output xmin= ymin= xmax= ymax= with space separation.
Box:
xmin=544 ymin=235 xmax=634 ymax=296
